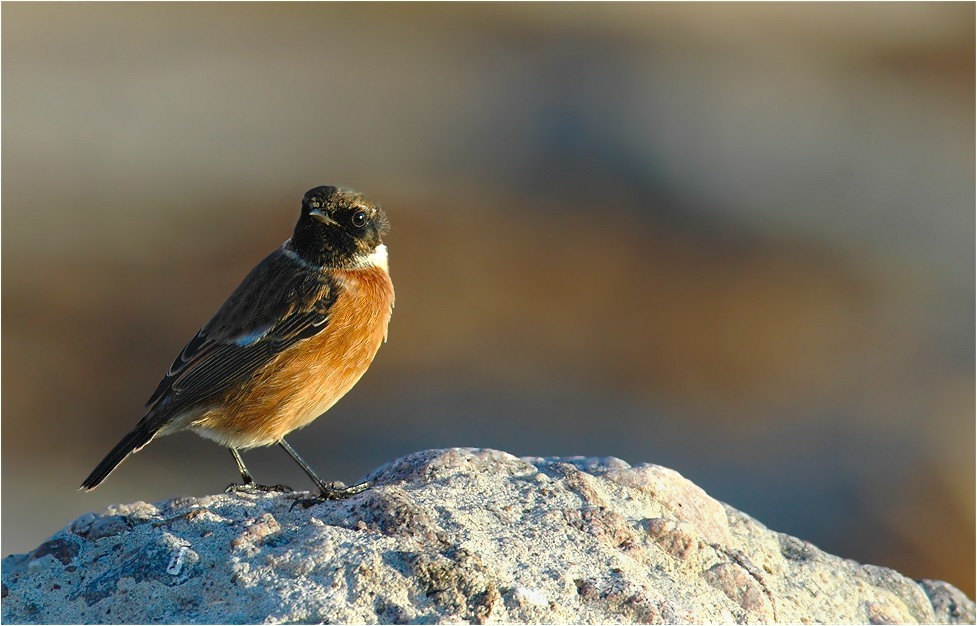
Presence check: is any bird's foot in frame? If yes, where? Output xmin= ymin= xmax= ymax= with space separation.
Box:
xmin=320 ymin=480 xmax=371 ymax=500
xmin=225 ymin=481 xmax=294 ymax=494
xmin=290 ymin=481 xmax=372 ymax=509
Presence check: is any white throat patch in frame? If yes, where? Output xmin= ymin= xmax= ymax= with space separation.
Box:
xmin=353 ymin=244 xmax=388 ymax=271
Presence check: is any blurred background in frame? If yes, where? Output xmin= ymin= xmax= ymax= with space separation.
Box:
xmin=2 ymin=3 xmax=973 ymax=596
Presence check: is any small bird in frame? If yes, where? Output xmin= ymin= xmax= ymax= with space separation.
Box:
xmin=81 ymin=186 xmax=394 ymax=498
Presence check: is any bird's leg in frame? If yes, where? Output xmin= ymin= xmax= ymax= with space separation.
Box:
xmin=224 ymin=448 xmax=293 ymax=494
xmin=278 ymin=438 xmax=370 ymax=504
xmin=231 ymin=447 xmax=255 ymax=484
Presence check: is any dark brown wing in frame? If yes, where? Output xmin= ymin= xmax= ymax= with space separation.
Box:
xmin=146 ymin=248 xmax=337 ymax=417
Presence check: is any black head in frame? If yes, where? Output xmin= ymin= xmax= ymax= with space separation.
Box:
xmin=289 ymin=186 xmax=390 ymax=268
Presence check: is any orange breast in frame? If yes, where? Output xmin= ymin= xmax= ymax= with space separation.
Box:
xmin=191 ymin=266 xmax=394 ymax=449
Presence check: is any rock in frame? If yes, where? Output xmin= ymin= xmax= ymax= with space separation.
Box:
xmin=2 ymin=448 xmax=973 ymax=624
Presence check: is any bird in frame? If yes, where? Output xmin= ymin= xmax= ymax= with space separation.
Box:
xmin=81 ymin=185 xmax=395 ymax=499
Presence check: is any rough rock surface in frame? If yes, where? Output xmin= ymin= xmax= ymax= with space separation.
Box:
xmin=2 ymin=448 xmax=974 ymax=624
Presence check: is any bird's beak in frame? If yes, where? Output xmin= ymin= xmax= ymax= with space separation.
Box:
xmin=309 ymin=209 xmax=338 ymax=226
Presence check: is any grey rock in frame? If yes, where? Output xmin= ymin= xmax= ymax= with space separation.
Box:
xmin=2 ymin=448 xmax=973 ymax=624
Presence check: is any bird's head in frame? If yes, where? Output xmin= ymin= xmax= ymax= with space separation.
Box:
xmin=292 ymin=186 xmax=390 ymax=269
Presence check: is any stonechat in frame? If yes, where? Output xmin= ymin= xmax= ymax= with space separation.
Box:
xmin=81 ymin=186 xmax=394 ymax=498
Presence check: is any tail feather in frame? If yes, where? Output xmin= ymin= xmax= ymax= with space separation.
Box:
xmin=80 ymin=423 xmax=157 ymax=491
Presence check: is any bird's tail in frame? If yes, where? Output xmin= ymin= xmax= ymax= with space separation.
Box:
xmin=80 ymin=422 xmax=159 ymax=491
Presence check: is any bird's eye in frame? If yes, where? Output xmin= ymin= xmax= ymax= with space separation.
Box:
xmin=351 ymin=210 xmax=367 ymax=228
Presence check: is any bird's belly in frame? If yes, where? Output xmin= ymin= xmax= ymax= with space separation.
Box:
xmin=191 ymin=266 xmax=394 ymax=449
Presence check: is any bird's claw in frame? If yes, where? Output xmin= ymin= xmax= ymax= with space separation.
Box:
xmin=290 ymin=481 xmax=372 ymax=510
xmin=225 ymin=482 xmax=294 ymax=494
